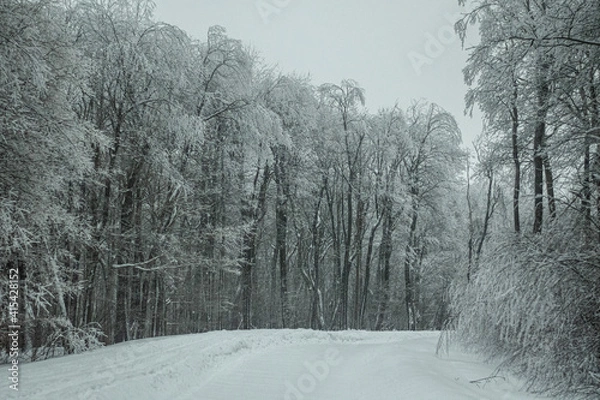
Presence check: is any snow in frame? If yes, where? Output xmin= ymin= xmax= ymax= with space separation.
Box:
xmin=1 ymin=330 xmax=551 ymax=400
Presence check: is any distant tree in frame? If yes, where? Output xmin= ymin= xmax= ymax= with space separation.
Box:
xmin=318 ymin=79 xmax=366 ymax=330
xmin=401 ymin=102 xmax=464 ymax=330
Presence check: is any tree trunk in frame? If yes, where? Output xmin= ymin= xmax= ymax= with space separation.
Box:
xmin=511 ymin=87 xmax=521 ymax=233
xmin=466 ymin=159 xmax=474 ymax=282
xmin=404 ymin=194 xmax=419 ymax=331
xmin=588 ymin=75 xmax=600 ymax=241
xmin=360 ymin=214 xmax=382 ymax=328
xmin=276 ymin=200 xmax=289 ymax=328
xmin=340 ymin=170 xmax=354 ymax=330
xmin=374 ymin=195 xmax=393 ymax=331
xmin=543 ymin=152 xmax=556 ymax=221
xmin=310 ymin=184 xmax=326 ymax=330
xmin=325 ymin=181 xmax=342 ymax=329
xmin=240 ymin=164 xmax=270 ymax=329
xmin=475 ymin=171 xmax=496 ymax=266
xmin=533 ymin=56 xmax=550 ymax=234
xmin=352 ymin=195 xmax=366 ymax=328
xmin=274 ymin=147 xmax=291 ymax=328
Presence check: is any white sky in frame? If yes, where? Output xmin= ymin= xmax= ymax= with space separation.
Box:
xmin=152 ymin=0 xmax=483 ymax=147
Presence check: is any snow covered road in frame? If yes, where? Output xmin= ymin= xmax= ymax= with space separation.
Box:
xmin=2 ymin=330 xmax=550 ymax=399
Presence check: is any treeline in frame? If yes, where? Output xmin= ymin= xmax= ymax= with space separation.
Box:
xmin=452 ymin=0 xmax=600 ymax=398
xmin=0 ymin=0 xmax=467 ymax=358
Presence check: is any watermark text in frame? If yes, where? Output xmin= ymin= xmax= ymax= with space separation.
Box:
xmin=283 ymin=347 xmax=342 ymax=400
xmin=407 ymin=12 xmax=461 ymax=76
xmin=256 ymin=0 xmax=292 ymax=24
xmin=7 ymin=266 xmax=20 ymax=391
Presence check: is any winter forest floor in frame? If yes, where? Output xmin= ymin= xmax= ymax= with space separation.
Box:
xmin=1 ymin=330 xmax=553 ymax=400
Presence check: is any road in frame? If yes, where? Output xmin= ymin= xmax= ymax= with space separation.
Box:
xmin=1 ymin=330 xmax=550 ymax=400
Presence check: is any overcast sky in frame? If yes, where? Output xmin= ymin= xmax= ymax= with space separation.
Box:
xmin=152 ymin=0 xmax=482 ymax=147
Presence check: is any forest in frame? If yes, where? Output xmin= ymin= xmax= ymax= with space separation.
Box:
xmin=0 ymin=0 xmax=599 ymax=397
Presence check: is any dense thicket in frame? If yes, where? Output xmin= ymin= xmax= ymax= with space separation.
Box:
xmin=0 ymin=0 xmax=468 ymax=360
xmin=452 ymin=0 xmax=600 ymax=397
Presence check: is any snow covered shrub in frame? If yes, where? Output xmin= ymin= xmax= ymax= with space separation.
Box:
xmin=0 ymin=198 xmax=104 ymax=362
xmin=32 ymin=318 xmax=104 ymax=361
xmin=451 ymin=227 xmax=600 ymax=398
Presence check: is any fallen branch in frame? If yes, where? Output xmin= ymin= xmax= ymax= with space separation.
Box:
xmin=470 ymin=375 xmax=506 ymax=387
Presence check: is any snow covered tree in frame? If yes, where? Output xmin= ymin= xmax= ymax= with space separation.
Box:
xmin=0 ymin=0 xmax=103 ymax=358
xmin=454 ymin=1 xmax=600 ymax=396
xmin=318 ymin=79 xmax=367 ymax=330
